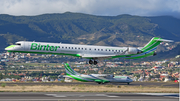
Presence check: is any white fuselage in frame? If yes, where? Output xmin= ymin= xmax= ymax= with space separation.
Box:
xmin=7 ymin=41 xmax=136 ymax=59
xmin=66 ymin=74 xmax=133 ymax=83
xmin=5 ymin=37 xmax=173 ymax=61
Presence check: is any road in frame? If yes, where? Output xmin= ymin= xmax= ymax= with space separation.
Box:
xmin=1 ymin=81 xmax=179 ymax=88
xmin=0 ymin=92 xmax=178 ymax=101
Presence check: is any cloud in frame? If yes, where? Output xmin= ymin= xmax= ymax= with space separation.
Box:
xmin=0 ymin=0 xmax=180 ymax=18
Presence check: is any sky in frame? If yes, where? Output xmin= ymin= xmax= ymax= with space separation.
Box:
xmin=0 ymin=0 xmax=180 ymax=18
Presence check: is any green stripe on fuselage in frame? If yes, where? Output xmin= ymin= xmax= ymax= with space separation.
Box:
xmin=7 ymin=50 xmax=81 ymax=57
xmin=125 ymin=51 xmax=155 ymax=59
xmin=5 ymin=45 xmax=16 ymax=49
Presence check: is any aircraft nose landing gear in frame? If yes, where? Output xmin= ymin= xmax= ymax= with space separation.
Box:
xmin=89 ymin=60 xmax=98 ymax=65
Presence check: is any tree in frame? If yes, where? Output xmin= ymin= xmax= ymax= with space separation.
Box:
xmin=0 ymin=62 xmax=6 ymax=66
xmin=154 ymin=74 xmax=160 ymax=78
xmin=169 ymin=69 xmax=173 ymax=75
xmin=0 ymin=73 xmax=2 ymax=79
xmin=162 ymin=78 xmax=165 ymax=81
xmin=134 ymin=74 xmax=140 ymax=78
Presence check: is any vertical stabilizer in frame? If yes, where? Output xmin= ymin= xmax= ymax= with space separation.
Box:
xmin=64 ymin=63 xmax=80 ymax=75
xmin=141 ymin=37 xmax=173 ymax=52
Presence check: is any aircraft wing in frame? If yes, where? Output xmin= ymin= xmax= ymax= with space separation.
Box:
xmin=81 ymin=54 xmax=115 ymax=59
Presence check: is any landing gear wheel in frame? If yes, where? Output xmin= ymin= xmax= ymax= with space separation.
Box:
xmin=127 ymin=83 xmax=129 ymax=85
xmin=89 ymin=60 xmax=93 ymax=64
xmin=94 ymin=61 xmax=98 ymax=65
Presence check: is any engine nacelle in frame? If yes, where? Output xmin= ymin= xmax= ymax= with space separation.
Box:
xmin=128 ymin=47 xmax=140 ymax=54
xmin=106 ymin=74 xmax=114 ymax=79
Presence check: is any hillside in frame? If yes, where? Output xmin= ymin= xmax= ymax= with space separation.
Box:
xmin=0 ymin=12 xmax=179 ymax=59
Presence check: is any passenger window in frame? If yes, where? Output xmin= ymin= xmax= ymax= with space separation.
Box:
xmin=72 ymin=47 xmax=73 ymax=49
xmin=85 ymin=48 xmax=87 ymax=50
xmin=94 ymin=49 xmax=96 ymax=50
xmin=75 ymin=47 xmax=77 ymax=49
xmin=109 ymin=49 xmax=111 ymax=51
xmin=62 ymin=47 xmax=64 ymax=48
xmin=69 ymin=47 xmax=70 ymax=49
xmin=98 ymin=49 xmax=100 ymax=51
xmin=78 ymin=47 xmax=80 ymax=49
xmin=82 ymin=48 xmax=83 ymax=50
xmin=106 ymin=49 xmax=107 ymax=51
xmin=101 ymin=49 xmax=103 ymax=51
xmin=89 ymin=48 xmax=91 ymax=50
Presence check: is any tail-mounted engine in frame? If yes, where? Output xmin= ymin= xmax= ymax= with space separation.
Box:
xmin=128 ymin=47 xmax=142 ymax=54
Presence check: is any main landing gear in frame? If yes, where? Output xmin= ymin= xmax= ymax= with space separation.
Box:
xmin=12 ymin=52 xmax=15 ymax=57
xmin=89 ymin=60 xmax=98 ymax=65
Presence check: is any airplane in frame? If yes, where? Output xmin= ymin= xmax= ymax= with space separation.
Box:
xmin=63 ymin=63 xmax=133 ymax=84
xmin=5 ymin=37 xmax=173 ymax=65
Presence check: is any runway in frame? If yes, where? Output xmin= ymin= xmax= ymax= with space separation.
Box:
xmin=0 ymin=92 xmax=178 ymax=101
xmin=1 ymin=81 xmax=179 ymax=88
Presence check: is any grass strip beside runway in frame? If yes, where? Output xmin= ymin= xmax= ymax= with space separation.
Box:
xmin=0 ymin=84 xmax=178 ymax=93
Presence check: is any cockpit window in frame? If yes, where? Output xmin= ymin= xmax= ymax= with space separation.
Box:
xmin=127 ymin=77 xmax=130 ymax=79
xmin=16 ymin=43 xmax=21 ymax=46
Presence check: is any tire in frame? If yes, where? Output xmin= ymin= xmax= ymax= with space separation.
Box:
xmin=94 ymin=61 xmax=98 ymax=65
xmin=89 ymin=60 xmax=93 ymax=64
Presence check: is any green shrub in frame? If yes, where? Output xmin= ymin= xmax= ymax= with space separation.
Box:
xmin=1 ymin=83 xmax=6 ymax=87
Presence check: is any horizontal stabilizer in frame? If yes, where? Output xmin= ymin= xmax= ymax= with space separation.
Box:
xmin=63 ymin=75 xmax=73 ymax=78
xmin=154 ymin=39 xmax=173 ymax=42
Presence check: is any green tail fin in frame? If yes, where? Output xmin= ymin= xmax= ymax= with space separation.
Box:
xmin=64 ymin=63 xmax=79 ymax=75
xmin=141 ymin=37 xmax=173 ymax=52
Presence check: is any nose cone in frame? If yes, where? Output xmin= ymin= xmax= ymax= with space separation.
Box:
xmin=5 ymin=45 xmax=16 ymax=51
